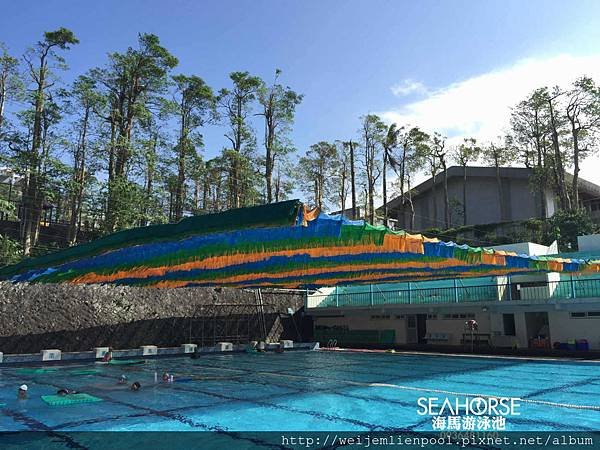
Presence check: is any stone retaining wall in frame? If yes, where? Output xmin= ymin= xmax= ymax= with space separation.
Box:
xmin=0 ymin=282 xmax=305 ymax=354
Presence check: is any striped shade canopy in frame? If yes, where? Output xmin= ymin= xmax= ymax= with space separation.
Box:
xmin=2 ymin=200 xmax=599 ymax=288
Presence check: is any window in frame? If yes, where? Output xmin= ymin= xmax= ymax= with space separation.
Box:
xmin=570 ymin=311 xmax=600 ymax=318
xmin=503 ymin=314 xmax=516 ymax=336
xmin=370 ymin=314 xmax=390 ymax=320
xmin=440 ymin=313 xmax=474 ymax=320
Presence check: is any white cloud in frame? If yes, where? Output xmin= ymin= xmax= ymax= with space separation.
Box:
xmin=390 ymin=79 xmax=428 ymax=97
xmin=380 ymin=54 xmax=600 ymax=184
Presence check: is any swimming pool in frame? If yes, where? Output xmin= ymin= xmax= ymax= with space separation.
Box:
xmin=0 ymin=350 xmax=599 ymax=437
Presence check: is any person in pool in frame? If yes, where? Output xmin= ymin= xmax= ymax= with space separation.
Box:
xmin=57 ymin=388 xmax=78 ymax=396
xmin=131 ymin=381 xmax=141 ymax=391
xmin=118 ymin=374 xmax=128 ymax=384
xmin=17 ymin=385 xmax=28 ymax=400
xmin=162 ymin=372 xmax=171 ymax=382
xmin=102 ymin=347 xmax=113 ymax=363
xmin=190 ymin=348 xmax=200 ymax=359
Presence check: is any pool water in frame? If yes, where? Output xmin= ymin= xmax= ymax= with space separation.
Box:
xmin=0 ymin=351 xmax=599 ymax=436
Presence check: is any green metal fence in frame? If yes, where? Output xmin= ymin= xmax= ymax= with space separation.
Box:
xmin=307 ymin=277 xmax=600 ymax=308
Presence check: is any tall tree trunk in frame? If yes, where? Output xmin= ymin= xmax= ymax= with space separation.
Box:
xmin=495 ymin=161 xmax=504 ymax=221
xmin=571 ymin=123 xmax=580 ymax=209
xmin=431 ymin=171 xmax=437 ymax=228
xmin=21 ymin=54 xmax=47 ymax=256
xmin=0 ymin=82 xmax=5 ymax=131
xmin=442 ymin=162 xmax=449 ymax=228
xmin=534 ymin=111 xmax=547 ymax=218
xmin=68 ymin=105 xmax=90 ymax=245
xmin=349 ymin=141 xmax=357 ymax=219
xmin=462 ymin=165 xmax=468 ymax=225
xmin=407 ymin=174 xmax=415 ymax=230
xmin=382 ymin=151 xmax=388 ymax=225
xmin=548 ymin=98 xmax=571 ymax=210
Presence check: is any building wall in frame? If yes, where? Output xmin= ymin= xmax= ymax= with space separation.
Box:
xmin=312 ymin=302 xmax=600 ymax=350
xmin=548 ymin=311 xmax=600 ymax=349
xmin=316 ymin=312 xmax=407 ymax=344
xmin=396 ymin=172 xmax=543 ymax=231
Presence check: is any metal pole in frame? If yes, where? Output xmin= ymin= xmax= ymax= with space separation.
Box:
xmin=507 ymin=275 xmax=513 ymax=301
xmin=370 ymin=284 xmax=374 ymax=306
xmin=407 ymin=282 xmax=412 ymax=304
xmin=335 ymin=286 xmax=339 ymax=307
xmin=453 ymin=279 xmax=459 ymax=303
xmin=570 ymin=274 xmax=576 ymax=299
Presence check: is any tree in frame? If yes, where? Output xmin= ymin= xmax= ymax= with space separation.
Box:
xmin=343 ymin=140 xmax=359 ymax=219
xmin=565 ymin=76 xmax=600 ymax=208
xmin=452 ymin=137 xmax=481 ymax=225
xmin=298 ymin=141 xmax=337 ymax=210
xmin=381 ymin=123 xmax=400 ymax=225
xmin=546 ymin=87 xmax=571 ymax=210
xmin=331 ymin=140 xmax=351 ymax=214
xmin=257 ymin=69 xmax=302 ymax=203
xmin=20 ymin=28 xmax=78 ymax=255
xmin=0 ymin=43 xmax=21 ymax=133
xmin=548 ymin=209 xmax=596 ymax=251
xmin=360 ymin=114 xmax=386 ymax=224
xmin=92 ymin=33 xmax=178 ymax=232
xmin=482 ymin=140 xmax=516 ymax=222
xmin=168 ymin=74 xmax=214 ymax=221
xmin=392 ymin=126 xmax=428 ymax=229
xmin=510 ymin=88 xmax=551 ymax=217
xmin=431 ymin=133 xmax=450 ymax=228
xmin=62 ymin=75 xmax=103 ymax=244
xmin=218 ymin=71 xmax=261 ymax=208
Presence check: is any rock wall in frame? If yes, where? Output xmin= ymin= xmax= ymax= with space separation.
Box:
xmin=0 ymin=282 xmax=305 ymax=354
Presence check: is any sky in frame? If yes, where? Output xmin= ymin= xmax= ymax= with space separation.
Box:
xmin=2 ymin=0 xmax=600 ymax=188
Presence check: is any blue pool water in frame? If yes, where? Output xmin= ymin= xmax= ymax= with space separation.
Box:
xmin=0 ymin=350 xmax=599 ymax=437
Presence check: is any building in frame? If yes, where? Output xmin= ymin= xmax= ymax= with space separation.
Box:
xmin=307 ymin=234 xmax=600 ymax=351
xmin=381 ymin=166 xmax=600 ymax=231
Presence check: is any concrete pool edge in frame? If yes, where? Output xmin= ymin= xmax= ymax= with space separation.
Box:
xmin=0 ymin=342 xmax=319 ymax=367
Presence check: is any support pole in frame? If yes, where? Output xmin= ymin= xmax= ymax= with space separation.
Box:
xmin=370 ymin=284 xmax=374 ymax=306
xmin=507 ymin=275 xmax=513 ymax=301
xmin=570 ymin=274 xmax=576 ymax=299
xmin=453 ymin=279 xmax=459 ymax=303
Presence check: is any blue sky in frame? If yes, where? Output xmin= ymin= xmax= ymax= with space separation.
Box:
xmin=2 ymin=0 xmax=600 ymax=186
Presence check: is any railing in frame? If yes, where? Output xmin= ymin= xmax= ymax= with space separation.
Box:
xmin=306 ymin=277 xmax=600 ymax=308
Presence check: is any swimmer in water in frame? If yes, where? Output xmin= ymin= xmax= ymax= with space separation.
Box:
xmin=17 ymin=385 xmax=28 ymax=400
xmin=102 ymin=347 xmax=113 ymax=363
xmin=56 ymin=388 xmax=78 ymax=396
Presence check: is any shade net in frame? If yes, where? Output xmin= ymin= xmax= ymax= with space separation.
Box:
xmin=2 ymin=200 xmax=599 ymax=289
